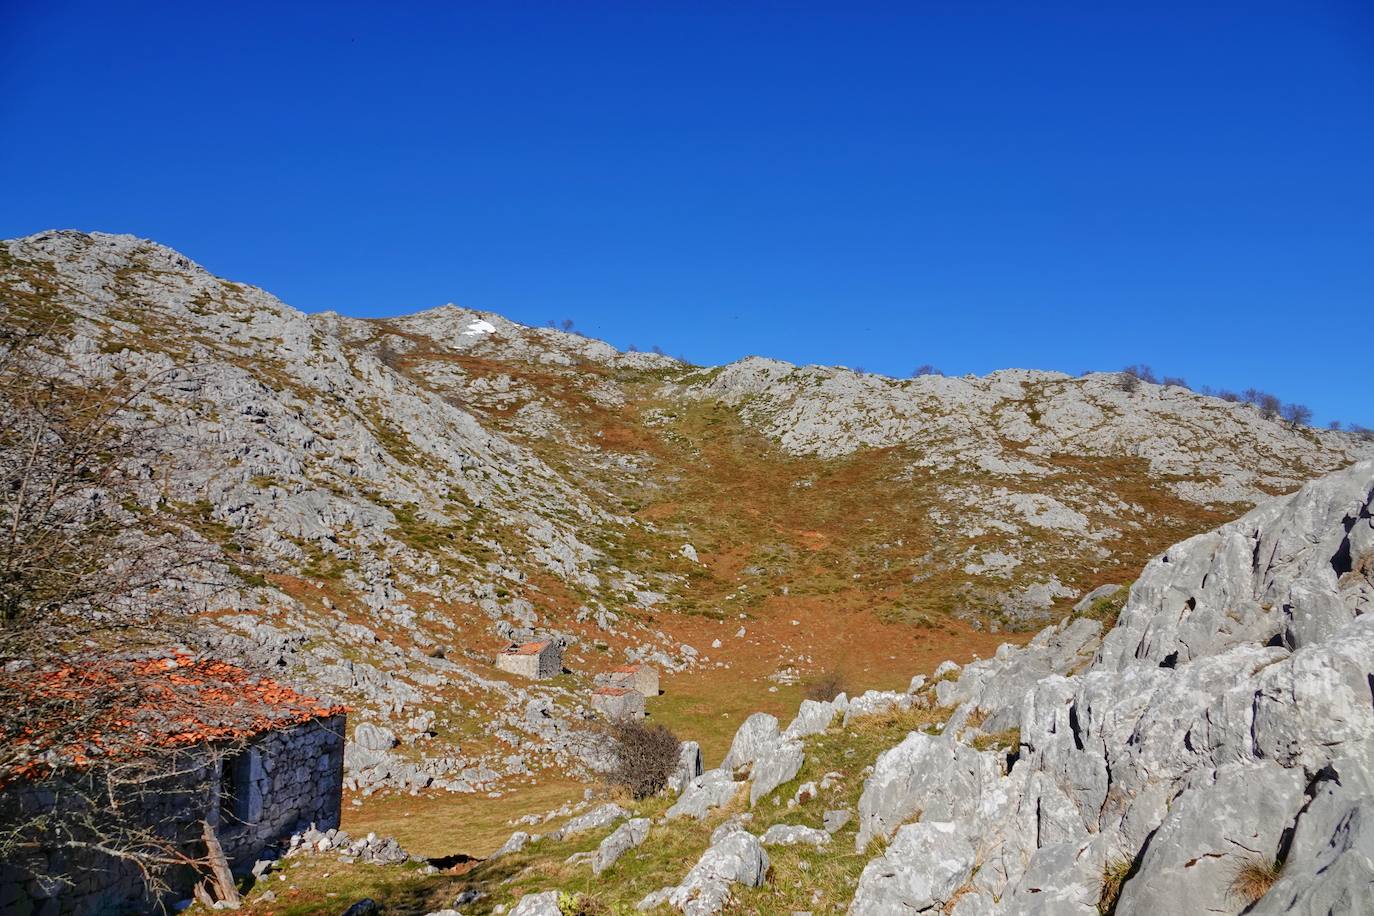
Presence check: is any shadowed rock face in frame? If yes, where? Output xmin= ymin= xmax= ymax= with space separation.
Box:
xmin=851 ymin=459 xmax=1374 ymax=914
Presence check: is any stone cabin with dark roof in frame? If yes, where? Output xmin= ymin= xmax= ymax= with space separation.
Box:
xmin=0 ymin=655 xmax=346 ymax=916
xmin=495 ymin=639 xmax=562 ymax=679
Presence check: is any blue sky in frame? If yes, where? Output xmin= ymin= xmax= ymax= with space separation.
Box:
xmin=3 ymin=1 xmax=1371 ymax=426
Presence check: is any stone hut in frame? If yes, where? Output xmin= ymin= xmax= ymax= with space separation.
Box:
xmin=496 ymin=640 xmax=563 ymax=679
xmin=608 ymin=663 xmax=660 ymax=697
xmin=592 ymin=686 xmax=645 ymax=721
xmin=0 ymin=655 xmax=346 ymax=916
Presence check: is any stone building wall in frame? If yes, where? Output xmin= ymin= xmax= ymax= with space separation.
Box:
xmin=592 ymin=688 xmax=645 ymax=721
xmin=496 ymin=643 xmax=562 ymax=680
xmin=610 ymin=666 xmax=659 ymax=697
xmin=496 ymin=651 xmax=540 ymax=678
xmin=0 ymin=714 xmax=345 ymax=916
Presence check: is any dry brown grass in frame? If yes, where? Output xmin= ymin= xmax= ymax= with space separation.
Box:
xmin=1098 ymin=857 xmax=1133 ymax=914
xmin=1229 ymin=857 xmax=1282 ymax=906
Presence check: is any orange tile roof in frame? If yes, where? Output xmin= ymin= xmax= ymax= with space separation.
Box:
xmin=508 ymin=641 xmax=550 ymax=656
xmin=1 ymin=653 xmax=345 ymax=782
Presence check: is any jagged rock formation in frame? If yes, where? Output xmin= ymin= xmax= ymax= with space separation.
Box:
xmin=850 ymin=459 xmax=1374 ymax=914
xmin=4 ymin=228 xmax=1370 ymax=796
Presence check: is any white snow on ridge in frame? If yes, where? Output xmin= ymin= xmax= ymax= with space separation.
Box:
xmin=464 ymin=319 xmax=497 ymax=336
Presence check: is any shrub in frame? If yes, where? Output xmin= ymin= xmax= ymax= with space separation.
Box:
xmin=1257 ymin=393 xmax=1282 ymax=420
xmin=912 ymin=364 xmax=942 ymax=377
xmin=805 ymin=670 xmax=849 ymax=701
xmin=604 ymin=719 xmax=681 ymax=799
xmin=1161 ymin=376 xmax=1188 ymax=389
xmin=1217 ymin=389 xmax=1240 ymax=402
xmin=1229 ymin=857 xmax=1282 ymax=906
xmin=1350 ymin=423 xmax=1374 ymax=442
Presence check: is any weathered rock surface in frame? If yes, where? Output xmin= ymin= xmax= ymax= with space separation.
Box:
xmin=760 ymin=824 xmax=830 ymax=847
xmin=667 ymin=741 xmax=704 ymax=795
xmin=637 ymin=822 xmax=769 ymax=914
xmin=593 ymin=818 xmax=651 ymax=875
xmin=667 ymin=769 xmax=743 ymax=820
xmin=721 ymin=713 xmax=781 ymax=771
xmin=509 ymin=890 xmax=562 ymax=916
xmin=850 ymin=459 xmax=1374 ymax=914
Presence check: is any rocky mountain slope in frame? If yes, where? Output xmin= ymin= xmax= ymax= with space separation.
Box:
xmin=223 ymin=457 xmax=1374 ymax=915
xmin=3 ymin=229 xmax=1369 ymax=799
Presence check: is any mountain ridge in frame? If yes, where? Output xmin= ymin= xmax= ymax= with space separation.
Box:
xmin=3 ymin=228 xmax=1369 ymax=799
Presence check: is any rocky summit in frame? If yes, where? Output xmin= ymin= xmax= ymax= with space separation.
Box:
xmin=2 ymin=228 xmax=1370 ymax=798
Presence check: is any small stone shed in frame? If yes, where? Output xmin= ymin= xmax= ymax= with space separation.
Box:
xmin=608 ymin=663 xmax=659 ymax=697
xmin=496 ymin=640 xmax=563 ymax=679
xmin=0 ymin=655 xmax=346 ymax=916
xmin=592 ymin=686 xmax=645 ymax=721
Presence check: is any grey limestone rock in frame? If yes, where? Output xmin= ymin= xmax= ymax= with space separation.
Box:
xmin=760 ymin=824 xmax=830 ymax=847
xmin=637 ymin=822 xmax=769 ymax=915
xmin=509 ymin=890 xmax=562 ymax=916
xmin=593 ymin=817 xmax=651 ymax=875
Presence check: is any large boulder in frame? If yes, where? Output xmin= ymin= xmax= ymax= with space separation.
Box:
xmin=748 ymin=739 xmax=804 ymax=806
xmin=593 ymin=818 xmax=651 ymax=875
xmin=855 ymin=733 xmax=1000 ymax=851
xmin=667 ymin=740 xmax=704 ymax=794
xmin=637 ymin=822 xmax=769 ymax=914
xmin=853 ymin=460 xmax=1374 ymax=915
xmin=782 ymin=698 xmax=841 ymax=739
xmin=851 ymin=821 xmax=976 ymax=913
xmin=509 ymin=890 xmax=562 ymax=916
xmin=552 ymin=803 xmax=626 ymax=840
xmin=721 ymin=712 xmax=780 ymax=771
xmin=667 ymin=769 xmax=743 ymax=820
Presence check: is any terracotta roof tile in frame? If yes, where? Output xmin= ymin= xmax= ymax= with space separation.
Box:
xmin=1 ymin=654 xmax=345 ymax=782
xmin=508 ymin=641 xmax=550 ymax=656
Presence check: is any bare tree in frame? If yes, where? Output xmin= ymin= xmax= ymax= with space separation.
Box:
xmin=0 ymin=309 xmax=231 ymax=902
xmin=1350 ymin=424 xmax=1374 ymax=442
xmin=1125 ymin=364 xmax=1157 ymax=383
xmin=1162 ymin=376 xmax=1189 ymax=389
xmin=1280 ymin=403 xmax=1314 ymax=428
xmin=1257 ymin=393 xmax=1282 ymax=421
xmin=912 ymin=364 xmax=942 ymax=377
xmin=1217 ymin=389 xmax=1240 ymax=402
xmin=560 ymin=318 xmax=575 ymax=332
xmin=1328 ymin=420 xmax=1342 ymax=431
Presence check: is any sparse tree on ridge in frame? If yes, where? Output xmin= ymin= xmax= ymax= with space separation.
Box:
xmin=912 ymin=364 xmax=942 ymax=377
xmin=1280 ymin=402 xmax=1314 ymax=428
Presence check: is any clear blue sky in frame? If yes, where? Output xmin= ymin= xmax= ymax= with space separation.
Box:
xmin=3 ymin=1 xmax=1371 ymax=425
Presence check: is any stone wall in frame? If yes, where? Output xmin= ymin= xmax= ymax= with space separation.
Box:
xmin=0 ymin=713 xmax=344 ymax=916
xmin=592 ymin=688 xmax=645 ymax=721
